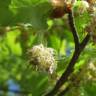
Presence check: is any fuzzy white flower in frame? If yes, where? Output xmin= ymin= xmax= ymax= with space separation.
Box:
xmin=28 ymin=44 xmax=57 ymax=74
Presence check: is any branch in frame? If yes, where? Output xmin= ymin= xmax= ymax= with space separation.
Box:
xmin=56 ymin=34 xmax=90 ymax=96
xmin=68 ymin=10 xmax=79 ymax=50
xmin=45 ymin=10 xmax=90 ymax=96
xmin=80 ymin=34 xmax=90 ymax=50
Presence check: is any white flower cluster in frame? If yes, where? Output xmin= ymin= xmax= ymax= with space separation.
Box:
xmin=73 ymin=1 xmax=89 ymax=14
xmin=28 ymin=44 xmax=57 ymax=74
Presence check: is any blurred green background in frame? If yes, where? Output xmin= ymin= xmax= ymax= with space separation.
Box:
xmin=0 ymin=0 xmax=96 ymax=96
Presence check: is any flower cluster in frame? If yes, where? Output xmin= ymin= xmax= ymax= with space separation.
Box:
xmin=73 ymin=1 xmax=89 ymax=14
xmin=85 ymin=16 xmax=96 ymax=43
xmin=85 ymin=5 xmax=96 ymax=43
xmin=28 ymin=44 xmax=57 ymax=74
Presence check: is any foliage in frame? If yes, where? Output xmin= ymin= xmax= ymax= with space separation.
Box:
xmin=0 ymin=0 xmax=96 ymax=96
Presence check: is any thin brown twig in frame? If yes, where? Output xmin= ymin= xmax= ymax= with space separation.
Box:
xmin=68 ymin=10 xmax=79 ymax=50
xmin=45 ymin=9 xmax=90 ymax=96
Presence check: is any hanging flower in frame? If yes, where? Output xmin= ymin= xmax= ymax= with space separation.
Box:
xmin=28 ymin=44 xmax=57 ymax=74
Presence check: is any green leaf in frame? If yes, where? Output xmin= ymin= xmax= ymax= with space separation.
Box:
xmin=0 ymin=8 xmax=14 ymax=26
xmin=13 ymin=2 xmax=51 ymax=29
xmin=49 ymin=35 xmax=61 ymax=51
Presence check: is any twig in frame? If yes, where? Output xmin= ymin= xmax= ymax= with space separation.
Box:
xmin=68 ymin=10 xmax=79 ymax=50
xmin=80 ymin=34 xmax=90 ymax=50
xmin=45 ymin=10 xmax=90 ymax=96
